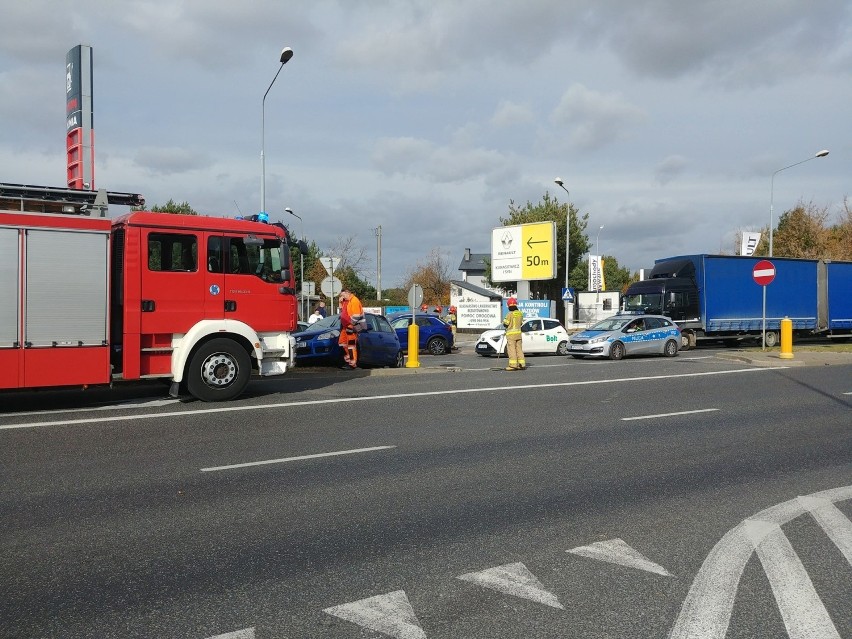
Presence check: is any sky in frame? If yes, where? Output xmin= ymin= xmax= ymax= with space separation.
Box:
xmin=2 ymin=0 xmax=850 ymax=290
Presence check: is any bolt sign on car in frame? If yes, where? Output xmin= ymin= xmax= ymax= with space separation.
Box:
xmin=568 ymin=314 xmax=681 ymax=360
xmin=475 ymin=318 xmax=570 ymax=356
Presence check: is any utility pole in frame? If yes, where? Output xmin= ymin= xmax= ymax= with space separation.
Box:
xmin=374 ymin=225 xmax=382 ymax=301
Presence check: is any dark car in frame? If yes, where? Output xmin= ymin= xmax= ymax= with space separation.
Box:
xmin=388 ymin=312 xmax=455 ymax=355
xmin=293 ymin=313 xmax=404 ymax=368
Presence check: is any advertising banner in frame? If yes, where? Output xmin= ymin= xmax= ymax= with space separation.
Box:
xmin=588 ymin=255 xmax=605 ymax=292
xmin=457 ymin=302 xmax=501 ymax=330
xmin=740 ymin=231 xmax=761 ymax=256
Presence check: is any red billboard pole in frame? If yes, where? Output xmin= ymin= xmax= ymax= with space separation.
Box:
xmin=66 ymin=45 xmax=95 ymax=190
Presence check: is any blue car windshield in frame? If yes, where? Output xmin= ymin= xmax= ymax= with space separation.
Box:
xmin=310 ymin=314 xmax=340 ymax=331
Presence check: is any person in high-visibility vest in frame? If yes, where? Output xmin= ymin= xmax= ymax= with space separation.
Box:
xmin=338 ymin=288 xmax=364 ymax=369
xmin=502 ymin=297 xmax=525 ymax=371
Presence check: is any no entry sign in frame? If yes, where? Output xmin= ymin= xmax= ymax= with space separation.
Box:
xmin=753 ymin=260 xmax=776 ymax=286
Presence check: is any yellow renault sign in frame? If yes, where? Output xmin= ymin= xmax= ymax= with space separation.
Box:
xmin=490 ymin=221 xmax=556 ymax=282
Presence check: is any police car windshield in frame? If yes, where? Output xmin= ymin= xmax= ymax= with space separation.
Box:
xmin=589 ymin=317 xmax=632 ymax=331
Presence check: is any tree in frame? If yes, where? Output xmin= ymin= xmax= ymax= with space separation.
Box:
xmin=148 ymin=199 xmax=198 ymax=215
xmin=401 ymin=248 xmax=453 ymax=306
xmin=309 ymin=235 xmax=374 ymax=305
xmin=485 ymin=192 xmax=590 ymax=299
xmin=750 ymin=199 xmax=852 ymax=261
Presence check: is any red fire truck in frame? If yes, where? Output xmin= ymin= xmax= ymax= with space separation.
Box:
xmin=1 ymin=183 xmax=303 ymax=401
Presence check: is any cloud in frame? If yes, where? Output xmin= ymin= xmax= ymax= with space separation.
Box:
xmin=371 ymin=136 xmax=510 ymax=184
xmin=654 ymin=155 xmax=689 ymax=185
xmin=133 ymin=147 xmax=214 ymax=176
xmin=490 ymin=101 xmax=534 ymax=128
xmin=549 ymin=84 xmax=646 ymax=150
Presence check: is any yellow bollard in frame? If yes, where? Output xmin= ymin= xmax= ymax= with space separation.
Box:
xmin=779 ymin=316 xmax=794 ymax=359
xmin=405 ymin=323 xmax=420 ymax=368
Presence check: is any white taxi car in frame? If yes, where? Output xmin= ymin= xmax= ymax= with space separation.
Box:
xmin=475 ymin=318 xmax=570 ymax=356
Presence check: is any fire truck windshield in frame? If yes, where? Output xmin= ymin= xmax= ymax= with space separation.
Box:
xmin=222 ymin=237 xmax=288 ymax=282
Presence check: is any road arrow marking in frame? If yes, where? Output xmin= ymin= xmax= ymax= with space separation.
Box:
xmin=457 ymin=562 xmax=564 ymax=609
xmin=566 ymin=538 xmax=672 ymax=576
xmin=798 ymin=495 xmax=852 ymax=566
xmin=323 ymin=590 xmax=427 ymax=639
xmin=744 ymin=520 xmax=840 ymax=639
xmin=205 ymin=629 xmax=254 ymax=639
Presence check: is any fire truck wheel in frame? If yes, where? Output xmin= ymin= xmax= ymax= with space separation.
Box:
xmin=187 ymin=338 xmax=251 ymax=402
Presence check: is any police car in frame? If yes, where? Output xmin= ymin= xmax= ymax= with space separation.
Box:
xmin=568 ymin=314 xmax=681 ymax=360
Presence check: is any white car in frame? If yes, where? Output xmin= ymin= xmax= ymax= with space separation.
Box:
xmin=475 ymin=318 xmax=570 ymax=356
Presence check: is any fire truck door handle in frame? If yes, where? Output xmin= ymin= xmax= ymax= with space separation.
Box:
xmin=225 ymin=300 xmax=237 ymax=312
xmin=141 ymin=300 xmax=156 ymax=312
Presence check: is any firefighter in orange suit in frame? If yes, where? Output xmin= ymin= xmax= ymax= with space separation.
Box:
xmin=338 ymin=288 xmax=364 ymax=369
xmin=502 ymin=297 xmax=525 ymax=371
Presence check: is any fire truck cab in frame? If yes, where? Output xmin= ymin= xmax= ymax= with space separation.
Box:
xmin=1 ymin=183 xmax=301 ymax=401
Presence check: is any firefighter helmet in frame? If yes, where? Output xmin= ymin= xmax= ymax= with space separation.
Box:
xmin=507 ymin=297 xmax=518 ymax=306
xmin=449 ymin=306 xmax=456 ymax=313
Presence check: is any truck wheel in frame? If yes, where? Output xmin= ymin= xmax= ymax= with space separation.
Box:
xmin=556 ymin=340 xmax=569 ymax=355
xmin=186 ymin=338 xmax=251 ymax=402
xmin=609 ymin=341 xmax=625 ymax=361
xmin=680 ymin=333 xmax=692 ymax=351
xmin=764 ymin=330 xmax=779 ymax=348
xmin=664 ymin=339 xmax=679 ymax=357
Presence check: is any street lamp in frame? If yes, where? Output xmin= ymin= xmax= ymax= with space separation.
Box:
xmin=261 ymin=47 xmax=294 ymax=216
xmin=285 ymin=206 xmax=305 ymax=319
xmin=554 ymin=177 xmax=572 ymax=325
xmin=769 ymin=149 xmax=828 ymax=256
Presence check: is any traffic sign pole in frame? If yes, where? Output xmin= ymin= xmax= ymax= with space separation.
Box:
xmin=753 ymin=260 xmax=776 ymax=351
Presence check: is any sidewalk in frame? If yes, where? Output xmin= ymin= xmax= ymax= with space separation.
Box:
xmin=714 ymin=349 xmax=852 ymax=367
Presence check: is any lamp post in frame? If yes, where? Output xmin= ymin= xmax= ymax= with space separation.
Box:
xmin=554 ymin=178 xmax=572 ymax=326
xmin=261 ymin=47 xmax=294 ymax=216
xmin=284 ymin=206 xmax=305 ymax=319
xmin=769 ymin=149 xmax=829 ymax=256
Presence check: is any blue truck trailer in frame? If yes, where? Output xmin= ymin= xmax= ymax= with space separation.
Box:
xmin=622 ymin=254 xmax=852 ymax=349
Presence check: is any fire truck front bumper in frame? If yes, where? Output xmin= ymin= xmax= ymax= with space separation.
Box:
xmin=258 ymin=333 xmax=297 ymax=376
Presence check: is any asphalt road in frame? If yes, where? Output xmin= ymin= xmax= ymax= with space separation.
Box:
xmin=1 ymin=350 xmax=851 ymax=638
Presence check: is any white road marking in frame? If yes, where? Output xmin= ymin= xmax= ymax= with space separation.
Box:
xmin=567 ymin=538 xmax=672 ymax=576
xmin=457 ymin=562 xmax=564 ymax=609
xmin=205 ymin=629 xmax=255 ymax=639
xmin=200 ymin=445 xmax=396 ymax=472
xmin=797 ymin=495 xmax=852 ymax=566
xmin=0 ymin=367 xmax=778 ymax=431
xmin=323 ymin=590 xmax=427 ymax=639
xmin=670 ymin=485 xmax=852 ymax=639
xmin=0 ymin=397 xmax=181 ymax=418
xmin=744 ymin=520 xmax=840 ymax=639
xmin=843 ymin=392 xmax=852 ymax=395
xmin=621 ymin=408 xmax=719 ymax=421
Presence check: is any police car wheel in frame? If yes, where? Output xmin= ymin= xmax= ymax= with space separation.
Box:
xmin=664 ymin=339 xmax=679 ymax=357
xmin=609 ymin=341 xmax=625 ymax=361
